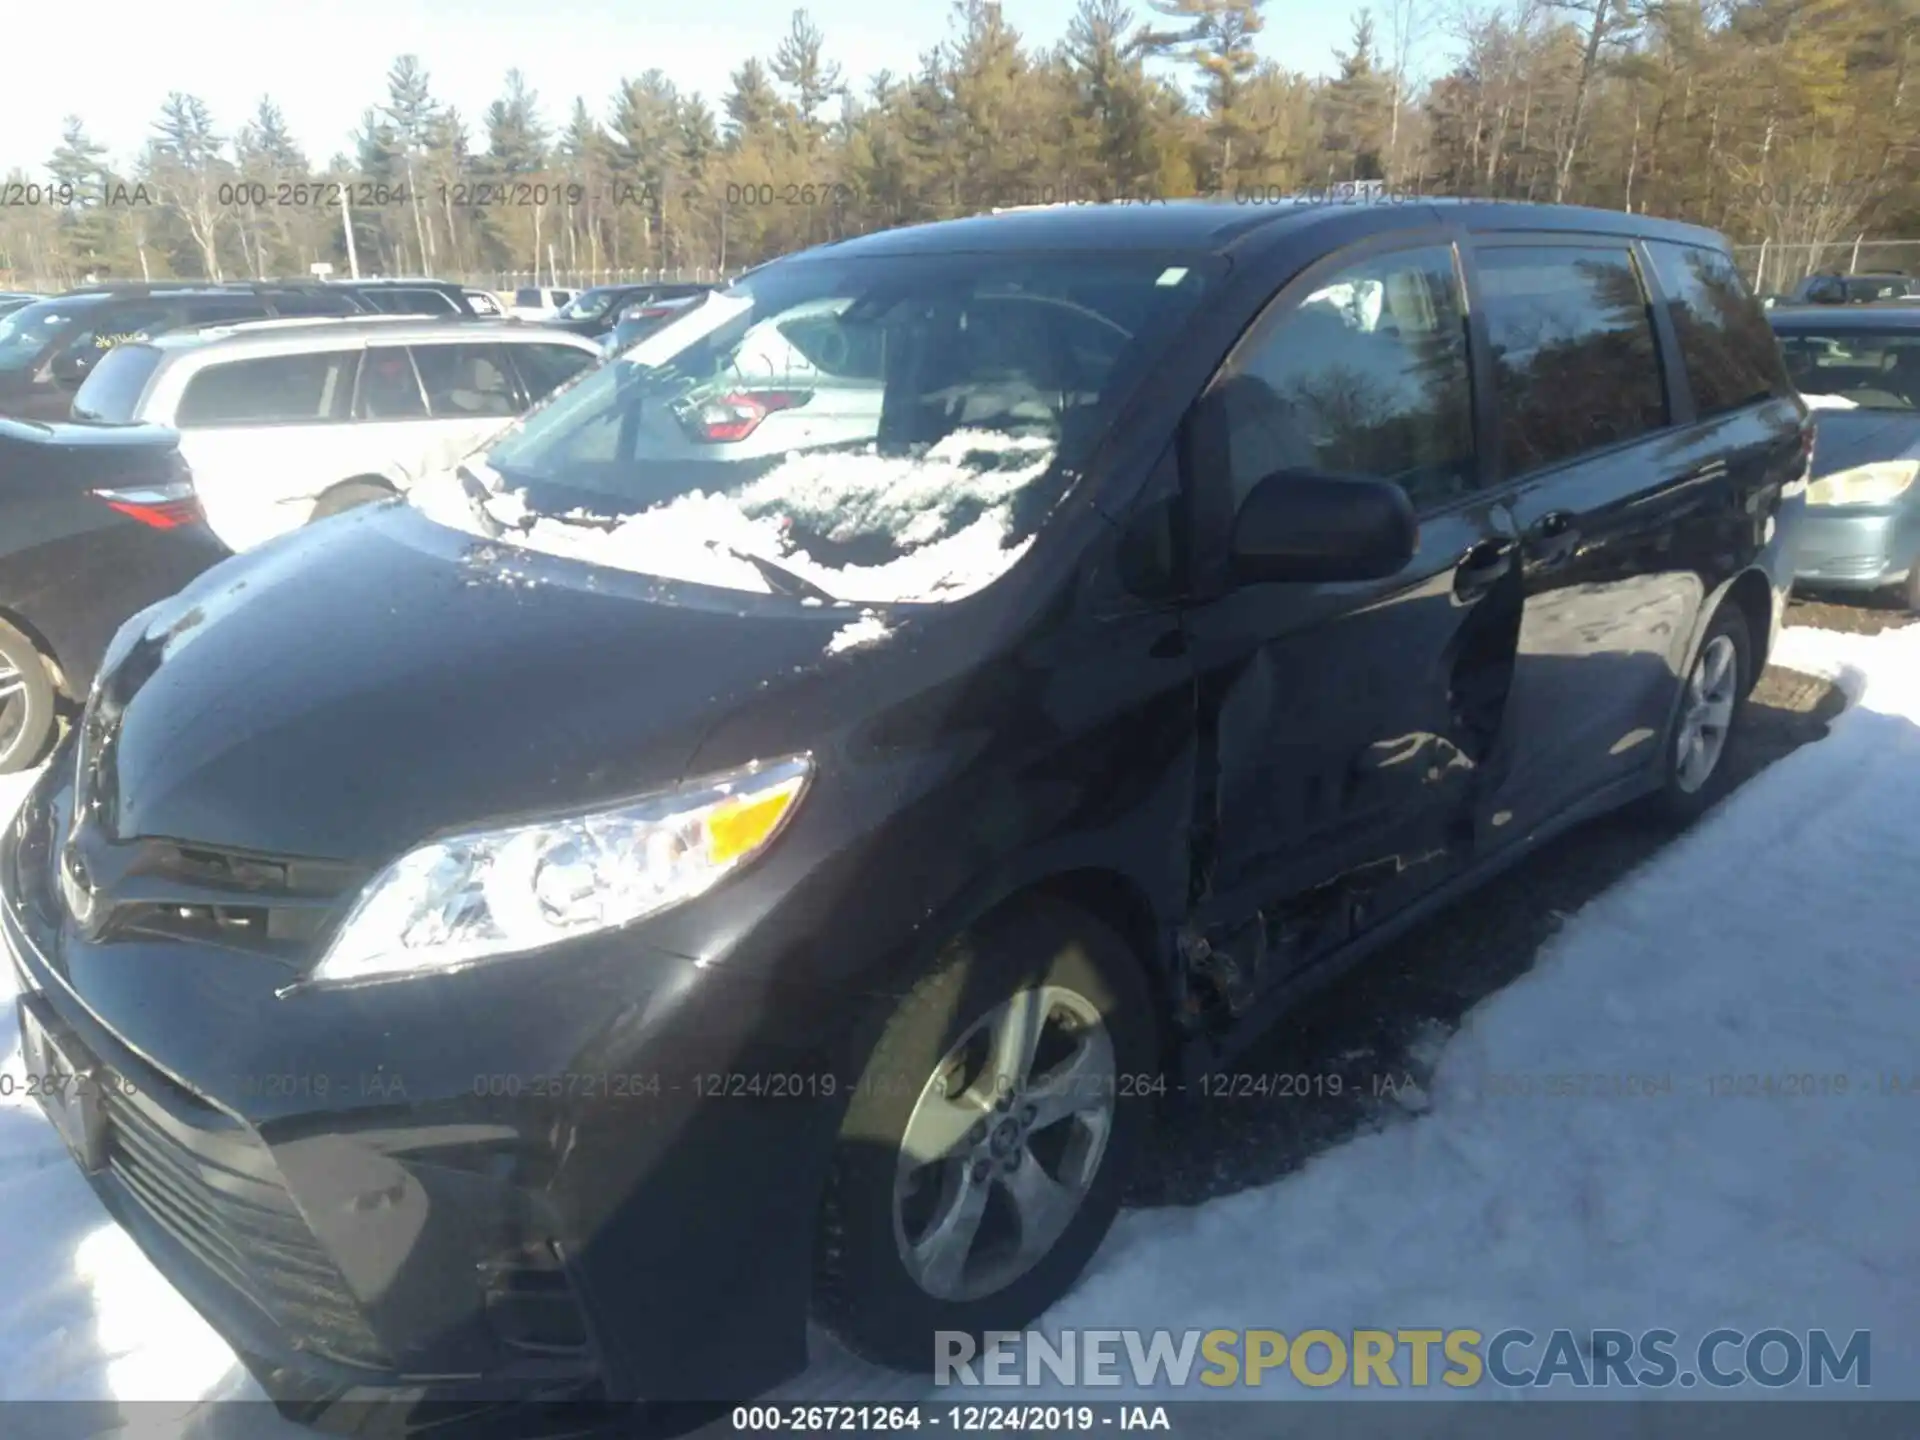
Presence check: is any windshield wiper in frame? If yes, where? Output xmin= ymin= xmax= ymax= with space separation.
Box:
xmin=710 ymin=542 xmax=837 ymax=603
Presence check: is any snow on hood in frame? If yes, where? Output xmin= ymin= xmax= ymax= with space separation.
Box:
xmin=826 ymin=611 xmax=894 ymax=654
xmin=1803 ymin=393 xmax=1860 ymax=410
xmin=415 ymin=428 xmax=1058 ymax=606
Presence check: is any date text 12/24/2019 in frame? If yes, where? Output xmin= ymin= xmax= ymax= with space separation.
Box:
xmin=728 ymin=1404 xmax=1173 ymax=1432
xmin=212 ymin=180 xmax=672 ymax=211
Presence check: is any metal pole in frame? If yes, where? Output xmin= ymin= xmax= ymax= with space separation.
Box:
xmin=1849 ymin=232 xmax=1865 ymax=275
xmin=340 ymin=182 xmax=361 ymax=279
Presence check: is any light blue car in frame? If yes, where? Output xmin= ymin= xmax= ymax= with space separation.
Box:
xmin=1771 ymin=303 xmax=1920 ymax=612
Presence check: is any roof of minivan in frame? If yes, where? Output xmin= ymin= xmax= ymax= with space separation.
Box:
xmin=139 ymin=316 xmax=600 ymax=357
xmin=794 ymin=198 xmax=1730 ymax=260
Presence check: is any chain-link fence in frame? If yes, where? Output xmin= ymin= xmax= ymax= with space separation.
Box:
xmin=1731 ymin=239 xmax=1920 ymax=297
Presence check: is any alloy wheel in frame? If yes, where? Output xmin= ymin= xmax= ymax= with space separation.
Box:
xmin=0 ymin=657 xmax=29 ymax=766
xmin=1675 ymin=634 xmax=1738 ymax=794
xmin=892 ymin=984 xmax=1116 ymax=1303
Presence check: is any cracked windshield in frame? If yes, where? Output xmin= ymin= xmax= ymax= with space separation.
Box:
xmin=416 ymin=255 xmax=1212 ymax=603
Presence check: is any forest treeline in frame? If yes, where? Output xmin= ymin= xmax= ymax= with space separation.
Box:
xmin=2 ymin=0 xmax=1914 ymax=289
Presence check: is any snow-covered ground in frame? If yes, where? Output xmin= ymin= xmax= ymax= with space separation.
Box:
xmin=2 ymin=621 xmax=1917 ymax=1429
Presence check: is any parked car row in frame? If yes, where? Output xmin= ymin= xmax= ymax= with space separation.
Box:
xmin=1 ymin=199 xmax=1813 ymax=1430
xmin=1768 ymin=302 xmax=1920 ymax=608
xmin=68 ymin=316 xmax=602 ymax=552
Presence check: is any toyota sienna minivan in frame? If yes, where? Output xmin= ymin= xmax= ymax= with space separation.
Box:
xmin=2 ymin=200 xmax=1808 ymax=1428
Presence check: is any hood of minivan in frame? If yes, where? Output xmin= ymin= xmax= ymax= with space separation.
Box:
xmin=82 ymin=501 xmax=891 ymax=866
xmin=1808 ymin=408 xmax=1920 ymax=476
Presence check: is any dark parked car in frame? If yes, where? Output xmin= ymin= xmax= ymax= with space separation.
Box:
xmin=598 ymin=292 xmax=706 ymax=354
xmin=324 ymin=278 xmax=501 ymax=319
xmin=545 ymin=282 xmax=714 ymax=340
xmin=1 ymin=201 xmax=1806 ymax=1424
xmin=1786 ymin=271 xmax=1920 ymax=306
xmin=0 ymin=418 xmax=227 ymax=773
xmin=1771 ymin=303 xmax=1920 ymax=608
xmin=0 ymin=283 xmax=373 ymax=421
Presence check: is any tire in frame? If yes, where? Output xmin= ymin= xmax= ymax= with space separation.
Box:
xmin=0 ymin=619 xmax=58 ymax=776
xmin=1644 ymin=601 xmax=1753 ymax=826
xmin=309 ymin=481 xmax=395 ymax=522
xmin=815 ymin=897 xmax=1156 ymax=1371
xmin=1902 ymin=566 xmax=1920 ymax=615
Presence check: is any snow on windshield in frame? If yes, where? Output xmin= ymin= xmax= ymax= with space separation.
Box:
xmin=429 ymin=427 xmax=1058 ymax=605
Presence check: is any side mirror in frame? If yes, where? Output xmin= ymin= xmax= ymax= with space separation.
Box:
xmin=1230 ymin=469 xmax=1417 ymax=585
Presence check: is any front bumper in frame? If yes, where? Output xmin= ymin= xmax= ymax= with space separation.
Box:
xmin=1 ymin=757 xmax=851 ymax=1420
xmin=1791 ymin=502 xmax=1920 ymax=591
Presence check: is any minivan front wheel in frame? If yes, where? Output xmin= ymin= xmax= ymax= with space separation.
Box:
xmin=0 ymin=619 xmax=58 ymax=776
xmin=815 ymin=898 xmax=1155 ymax=1370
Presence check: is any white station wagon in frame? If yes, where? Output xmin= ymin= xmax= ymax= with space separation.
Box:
xmin=68 ymin=316 xmax=602 ymax=552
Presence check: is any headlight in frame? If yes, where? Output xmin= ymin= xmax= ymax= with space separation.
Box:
xmin=310 ymin=755 xmax=811 ymax=984
xmin=1805 ymin=459 xmax=1920 ymax=507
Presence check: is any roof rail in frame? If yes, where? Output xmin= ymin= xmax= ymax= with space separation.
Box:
xmin=63 ymin=279 xmax=340 ymax=298
xmin=186 ymin=314 xmax=429 ymax=338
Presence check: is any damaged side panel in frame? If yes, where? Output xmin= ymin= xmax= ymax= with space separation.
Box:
xmin=1176 ymin=497 xmax=1525 ymax=1035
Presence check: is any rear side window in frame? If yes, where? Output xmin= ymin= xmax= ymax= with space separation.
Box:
xmin=175 ymin=350 xmax=357 ymax=427
xmin=512 ymin=342 xmax=598 ymax=402
xmin=364 ymin=288 xmax=458 ymax=316
xmin=1643 ymin=241 xmax=1791 ymax=419
xmin=514 ymin=288 xmax=543 ymax=306
xmin=269 ymin=291 xmax=362 ymax=317
xmin=70 ymin=343 xmax=165 ymax=422
xmin=355 ymin=347 xmax=427 ymax=418
xmin=181 ymin=297 xmax=272 ymax=327
xmin=411 ymin=342 xmax=520 ymax=417
xmin=54 ymin=302 xmax=177 ymax=362
xmin=1475 ymin=244 xmax=1667 ymax=478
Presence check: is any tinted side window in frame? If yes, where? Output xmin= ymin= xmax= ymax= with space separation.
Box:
xmin=269 ymin=291 xmax=361 ymax=317
xmin=411 ymin=343 xmax=519 ymax=417
xmin=1475 ymin=245 xmax=1666 ymax=477
xmin=1643 ymin=241 xmax=1791 ymax=419
xmin=1803 ymin=277 xmax=1843 ymax=304
xmin=364 ymin=289 xmax=457 ymax=316
xmin=513 ymin=343 xmax=598 ymax=402
xmin=355 ymin=347 xmax=427 ymax=419
xmin=176 ymin=350 xmax=357 ymax=427
xmin=515 ymin=288 xmax=543 ymax=306
xmin=57 ymin=303 xmax=177 ymax=361
xmin=181 ymin=297 xmax=272 ymax=327
xmin=1223 ymin=244 xmax=1475 ymax=512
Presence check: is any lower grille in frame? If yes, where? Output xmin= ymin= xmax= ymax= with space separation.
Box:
xmin=1804 ymin=554 xmax=1890 ymax=580
xmin=102 ymin=1085 xmax=391 ymax=1370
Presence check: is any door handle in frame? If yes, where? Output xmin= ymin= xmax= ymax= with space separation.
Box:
xmin=1526 ymin=511 xmax=1581 ymax=568
xmin=1452 ymin=538 xmax=1515 ymax=602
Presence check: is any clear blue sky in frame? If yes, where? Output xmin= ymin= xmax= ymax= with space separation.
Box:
xmin=2 ymin=0 xmax=1452 ymax=174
